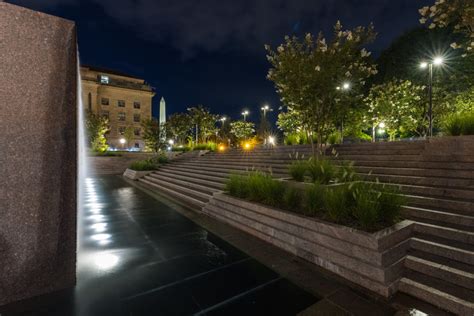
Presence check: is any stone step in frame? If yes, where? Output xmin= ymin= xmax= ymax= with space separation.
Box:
xmin=335 ymin=154 xmax=474 ymax=163
xmin=161 ymin=164 xmax=287 ymax=179
xmin=414 ymin=222 xmax=474 ymax=245
xmin=332 ymin=149 xmax=423 ymax=156
xmin=402 ymin=206 xmax=474 ymax=228
xmin=405 ymin=195 xmax=474 ymax=216
xmin=138 ymin=178 xmax=206 ymax=209
xmin=149 ymin=171 xmax=224 ymax=190
xmin=399 ymin=272 xmax=474 ymax=315
xmin=361 ymin=173 xmax=474 ymax=190
xmin=174 ymin=162 xmax=287 ymax=174
xmin=155 ymin=167 xmax=228 ymax=184
xmin=410 ymin=237 xmax=474 ymax=265
xmin=160 ymin=165 xmax=231 ymax=179
xmin=344 ymin=159 xmax=474 ymax=171
xmin=142 ymin=175 xmax=212 ymax=203
xmin=147 ymin=172 xmax=221 ymax=195
xmin=355 ymin=165 xmax=474 ymax=180
xmin=406 ymin=251 xmax=474 ymax=290
xmin=394 ymin=184 xmax=474 ymax=202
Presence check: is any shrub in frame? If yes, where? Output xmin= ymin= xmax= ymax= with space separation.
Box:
xmin=172 ymin=146 xmax=191 ymax=152
xmin=129 ymin=159 xmax=157 ymax=171
xmin=336 ymin=161 xmax=358 ymax=183
xmin=349 ymin=182 xmax=380 ymax=230
xmin=288 ymin=160 xmax=308 ymax=182
xmin=226 ymin=174 xmax=249 ymax=198
xmin=304 ymin=182 xmax=325 ymax=215
xmin=193 ymin=142 xmax=217 ymax=151
xmin=324 ymin=184 xmax=350 ymax=222
xmin=307 ymin=158 xmax=335 ymax=184
xmin=444 ymin=112 xmax=474 ymax=136
xmin=377 ymin=184 xmax=405 ymax=225
xmin=246 ymin=172 xmax=284 ymax=207
xmin=283 ymin=186 xmax=303 ymax=212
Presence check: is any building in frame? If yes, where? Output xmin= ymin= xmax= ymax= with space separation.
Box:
xmin=80 ymin=65 xmax=155 ymax=150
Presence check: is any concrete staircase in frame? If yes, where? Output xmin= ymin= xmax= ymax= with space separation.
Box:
xmin=138 ymin=137 xmax=474 ymax=315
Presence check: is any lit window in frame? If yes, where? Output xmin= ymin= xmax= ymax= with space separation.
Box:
xmin=100 ymin=75 xmax=109 ymax=84
xmin=133 ymin=101 xmax=141 ymax=109
xmin=118 ymin=100 xmax=125 ymax=107
xmin=101 ymin=97 xmax=109 ymax=105
xmin=118 ymin=112 xmax=126 ymax=121
xmin=134 ymin=128 xmax=140 ymax=136
xmin=134 ymin=142 xmax=140 ymax=148
xmin=133 ymin=114 xmax=140 ymax=123
xmin=118 ymin=127 xmax=126 ymax=135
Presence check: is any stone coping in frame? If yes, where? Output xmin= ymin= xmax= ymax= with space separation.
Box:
xmin=203 ymin=192 xmax=415 ymax=297
xmin=123 ymin=168 xmax=154 ymax=180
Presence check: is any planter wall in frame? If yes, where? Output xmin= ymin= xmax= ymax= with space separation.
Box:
xmin=123 ymin=168 xmax=154 ymax=180
xmin=203 ymin=192 xmax=414 ymax=298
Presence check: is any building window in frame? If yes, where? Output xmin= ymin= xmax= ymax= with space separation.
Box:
xmin=100 ymin=75 xmax=109 ymax=84
xmin=118 ymin=100 xmax=125 ymax=107
xmin=133 ymin=101 xmax=141 ymax=109
xmin=101 ymin=111 xmax=109 ymax=119
xmin=133 ymin=114 xmax=141 ymax=123
xmin=118 ymin=112 xmax=126 ymax=121
xmin=134 ymin=128 xmax=141 ymax=136
xmin=118 ymin=127 xmax=126 ymax=135
xmin=88 ymin=93 xmax=92 ymax=111
xmin=134 ymin=142 xmax=140 ymax=148
xmin=101 ymin=97 xmax=109 ymax=105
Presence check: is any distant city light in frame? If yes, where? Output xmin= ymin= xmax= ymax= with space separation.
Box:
xmin=243 ymin=142 xmax=251 ymax=150
xmin=168 ymin=139 xmax=174 ymax=145
xmin=379 ymin=122 xmax=386 ymax=128
xmin=218 ymin=145 xmax=226 ymax=151
xmin=268 ymin=136 xmax=275 ymax=145
xmin=420 ymin=62 xmax=428 ymax=69
xmin=119 ymin=138 xmax=126 ymax=144
xmin=342 ymin=82 xmax=350 ymax=90
xmin=378 ymin=129 xmax=385 ymax=135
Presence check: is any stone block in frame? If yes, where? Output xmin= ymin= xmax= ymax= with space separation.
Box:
xmin=0 ymin=3 xmax=77 ymax=306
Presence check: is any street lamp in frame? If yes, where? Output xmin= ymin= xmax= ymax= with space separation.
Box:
xmin=241 ymin=110 xmax=249 ymax=121
xmin=260 ymin=104 xmax=273 ymax=118
xmin=420 ymin=56 xmax=444 ymax=137
xmin=336 ymin=82 xmax=351 ymax=143
xmin=342 ymin=82 xmax=350 ymax=90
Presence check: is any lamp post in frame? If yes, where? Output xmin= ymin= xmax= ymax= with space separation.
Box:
xmin=336 ymin=82 xmax=351 ymax=143
xmin=420 ymin=56 xmax=443 ymax=137
xmin=260 ymin=104 xmax=272 ymax=118
xmin=241 ymin=110 xmax=249 ymax=121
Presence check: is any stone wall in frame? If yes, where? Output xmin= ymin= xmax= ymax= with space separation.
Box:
xmin=0 ymin=3 xmax=77 ymax=306
xmin=203 ymin=193 xmax=414 ymax=298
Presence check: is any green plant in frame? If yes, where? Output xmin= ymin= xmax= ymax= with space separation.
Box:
xmin=307 ymin=158 xmax=336 ymax=184
xmin=288 ymin=160 xmax=308 ymax=182
xmin=129 ymin=159 xmax=157 ymax=171
xmin=193 ymin=142 xmax=217 ymax=151
xmin=444 ymin=112 xmax=474 ymax=136
xmin=171 ymin=146 xmax=191 ymax=152
xmin=324 ymin=184 xmax=350 ymax=222
xmin=377 ymin=184 xmax=405 ymax=225
xmin=226 ymin=174 xmax=249 ymax=198
xmin=283 ymin=186 xmax=302 ymax=212
xmin=304 ymin=182 xmax=325 ymax=215
xmin=350 ymin=182 xmax=380 ymax=230
xmin=336 ymin=161 xmax=358 ymax=183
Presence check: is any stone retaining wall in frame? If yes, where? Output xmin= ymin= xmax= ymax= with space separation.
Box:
xmin=203 ymin=192 xmax=414 ymax=297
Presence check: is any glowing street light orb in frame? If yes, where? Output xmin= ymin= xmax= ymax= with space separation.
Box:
xmin=420 ymin=62 xmax=428 ymax=69
xmin=218 ymin=145 xmax=226 ymax=151
xmin=377 ymin=129 xmax=386 ymax=135
xmin=433 ymin=56 xmax=444 ymax=65
xmin=342 ymin=82 xmax=350 ymax=90
xmin=168 ymin=139 xmax=174 ymax=145
xmin=268 ymin=136 xmax=275 ymax=145
xmin=119 ymin=138 xmax=126 ymax=144
xmin=379 ymin=122 xmax=386 ymax=128
xmin=244 ymin=142 xmax=251 ymax=150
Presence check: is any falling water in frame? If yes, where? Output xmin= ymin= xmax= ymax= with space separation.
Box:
xmin=77 ymin=50 xmax=88 ymax=250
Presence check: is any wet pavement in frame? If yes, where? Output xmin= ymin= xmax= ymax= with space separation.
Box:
xmin=0 ymin=176 xmax=317 ymax=315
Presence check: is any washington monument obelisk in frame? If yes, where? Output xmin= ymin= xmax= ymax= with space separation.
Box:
xmin=159 ymin=97 xmax=166 ymax=124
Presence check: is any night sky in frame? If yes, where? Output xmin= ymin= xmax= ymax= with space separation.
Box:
xmin=9 ymin=0 xmax=432 ymax=122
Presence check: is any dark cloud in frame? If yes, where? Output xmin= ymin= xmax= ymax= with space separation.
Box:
xmin=13 ymin=0 xmax=431 ymax=58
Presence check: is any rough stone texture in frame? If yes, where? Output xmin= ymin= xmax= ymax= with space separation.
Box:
xmin=203 ymin=193 xmax=414 ymax=297
xmin=0 ymin=3 xmax=77 ymax=306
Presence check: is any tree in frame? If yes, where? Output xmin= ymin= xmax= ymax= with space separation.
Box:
xmin=365 ymin=80 xmax=426 ymax=140
xmin=141 ymin=118 xmax=167 ymax=153
xmin=276 ymin=109 xmax=303 ymax=136
xmin=419 ymin=0 xmax=474 ymax=56
xmin=187 ymin=105 xmax=218 ymax=143
xmin=266 ymin=21 xmax=377 ymax=154
xmin=167 ymin=113 xmax=192 ymax=144
xmin=85 ymin=110 xmax=109 ymax=152
xmin=230 ymin=121 xmax=255 ymax=141
xmin=124 ymin=126 xmax=134 ymax=148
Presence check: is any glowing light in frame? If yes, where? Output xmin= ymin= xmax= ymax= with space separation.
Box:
xmin=336 ymin=86 xmax=341 ymax=90
xmin=220 ymin=117 xmax=227 ymax=122
xmin=91 ymin=223 xmax=107 ymax=232
xmin=218 ymin=145 xmax=226 ymax=151
xmin=379 ymin=122 xmax=386 ymax=128
xmin=268 ymin=136 xmax=275 ymax=145
xmin=342 ymin=82 xmax=350 ymax=90
xmin=241 ymin=110 xmax=249 ymax=115
xmin=433 ymin=56 xmax=443 ymax=65
xmin=244 ymin=142 xmax=251 ymax=150
xmin=378 ymin=129 xmax=386 ymax=135
xmin=261 ymin=104 xmax=270 ymax=111
xmin=98 ymin=239 xmax=111 ymax=246
xmin=88 ymin=214 xmax=105 ymax=221
xmin=91 ymin=233 xmax=111 ymax=241
xmin=94 ymin=253 xmax=118 ymax=270
xmin=119 ymin=138 xmax=126 ymax=144
xmin=420 ymin=62 xmax=428 ymax=69
xmin=168 ymin=139 xmax=174 ymax=145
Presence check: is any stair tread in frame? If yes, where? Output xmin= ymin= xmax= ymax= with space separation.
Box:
xmin=414 ymin=233 xmax=474 ymax=252
xmin=139 ymin=178 xmax=205 ymax=208
xmin=142 ymin=176 xmax=211 ymax=202
xmin=408 ymin=249 xmax=474 ymax=274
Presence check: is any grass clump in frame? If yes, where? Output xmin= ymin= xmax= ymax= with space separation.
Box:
xmin=129 ymin=159 xmax=158 ymax=171
xmin=307 ymin=158 xmax=336 ymax=184
xmin=193 ymin=142 xmax=217 ymax=151
xmin=288 ymin=160 xmax=308 ymax=182
xmin=444 ymin=112 xmax=474 ymax=136
xmin=226 ymin=171 xmax=404 ymax=232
